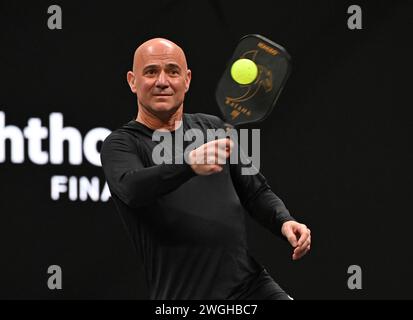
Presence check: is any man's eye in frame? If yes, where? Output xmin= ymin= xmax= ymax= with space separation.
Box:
xmin=145 ymin=70 xmax=157 ymax=75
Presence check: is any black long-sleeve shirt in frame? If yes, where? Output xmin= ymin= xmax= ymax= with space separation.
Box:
xmin=100 ymin=112 xmax=295 ymax=299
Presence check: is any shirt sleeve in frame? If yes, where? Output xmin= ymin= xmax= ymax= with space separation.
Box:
xmin=100 ymin=131 xmax=196 ymax=208
xmin=229 ymin=140 xmax=296 ymax=238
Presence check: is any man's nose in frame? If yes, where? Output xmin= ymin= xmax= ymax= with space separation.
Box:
xmin=155 ymin=71 xmax=169 ymax=89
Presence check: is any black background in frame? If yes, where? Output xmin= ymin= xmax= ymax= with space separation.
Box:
xmin=0 ymin=0 xmax=411 ymax=299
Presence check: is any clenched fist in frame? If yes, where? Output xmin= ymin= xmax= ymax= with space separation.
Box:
xmin=188 ymin=138 xmax=234 ymax=176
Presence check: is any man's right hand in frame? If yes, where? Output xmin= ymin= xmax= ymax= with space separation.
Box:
xmin=188 ymin=138 xmax=233 ymax=176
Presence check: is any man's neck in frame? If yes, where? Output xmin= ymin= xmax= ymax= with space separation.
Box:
xmin=136 ymin=105 xmax=183 ymax=132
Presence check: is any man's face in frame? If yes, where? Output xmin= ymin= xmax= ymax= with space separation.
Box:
xmin=128 ymin=40 xmax=191 ymax=115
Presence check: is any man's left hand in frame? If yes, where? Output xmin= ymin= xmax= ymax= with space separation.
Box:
xmin=281 ymin=221 xmax=311 ymax=260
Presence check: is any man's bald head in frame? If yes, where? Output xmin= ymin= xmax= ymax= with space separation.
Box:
xmin=126 ymin=38 xmax=192 ymax=123
xmin=132 ymin=38 xmax=188 ymax=72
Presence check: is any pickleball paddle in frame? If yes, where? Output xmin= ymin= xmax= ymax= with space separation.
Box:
xmin=215 ymin=34 xmax=292 ymax=129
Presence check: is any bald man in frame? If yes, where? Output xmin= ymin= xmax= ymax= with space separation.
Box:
xmin=100 ymin=38 xmax=311 ymax=300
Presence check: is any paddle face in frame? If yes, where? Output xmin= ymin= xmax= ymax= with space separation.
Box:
xmin=215 ymin=34 xmax=291 ymax=127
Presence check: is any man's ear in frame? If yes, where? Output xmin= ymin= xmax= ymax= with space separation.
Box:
xmin=127 ymin=71 xmax=137 ymax=93
xmin=185 ymin=69 xmax=192 ymax=93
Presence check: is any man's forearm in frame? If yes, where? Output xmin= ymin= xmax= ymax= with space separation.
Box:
xmin=245 ymin=187 xmax=296 ymax=237
xmin=112 ymin=162 xmax=196 ymax=208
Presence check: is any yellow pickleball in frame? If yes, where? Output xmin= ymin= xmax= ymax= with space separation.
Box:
xmin=230 ymin=58 xmax=258 ymax=85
